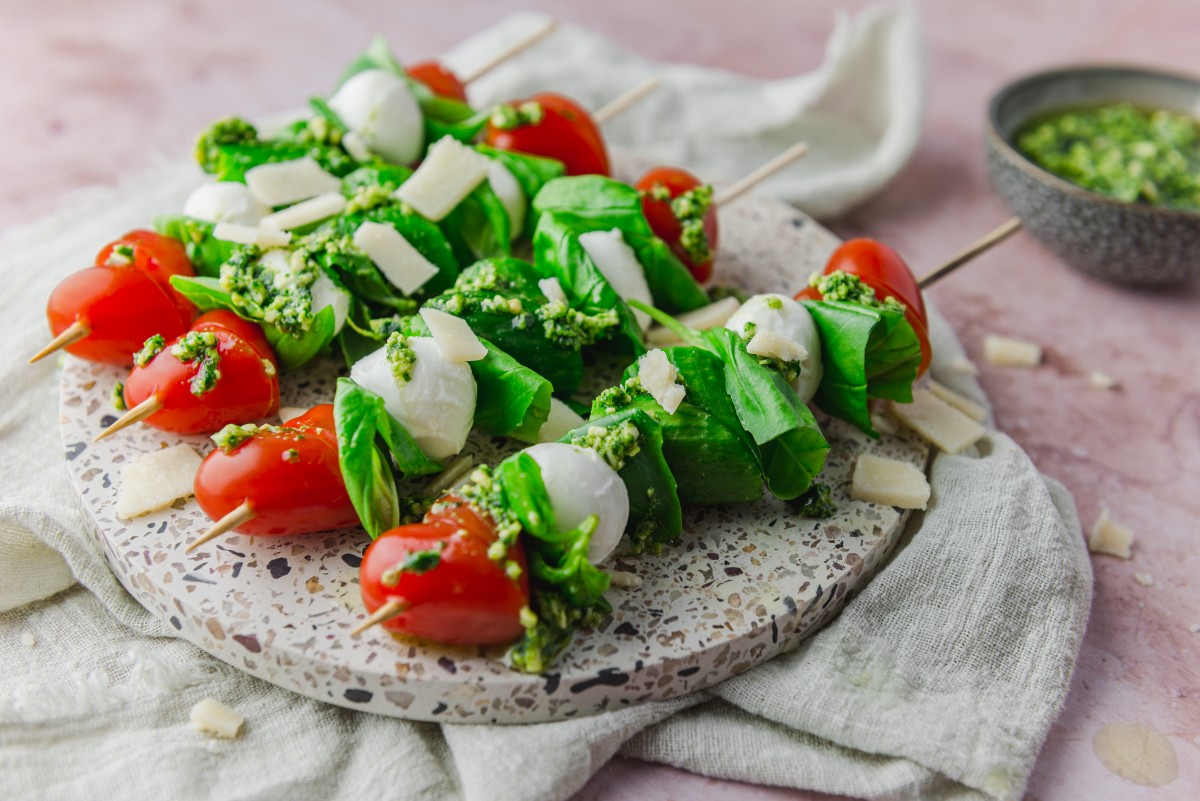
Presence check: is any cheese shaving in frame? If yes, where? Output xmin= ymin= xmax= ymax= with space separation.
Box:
xmin=638 ymin=349 xmax=686 ymax=414
xmin=394 ymin=136 xmax=492 ymax=221
xmin=888 ymin=389 xmax=986 ymax=454
xmin=419 ymin=307 xmax=487 ymax=362
xmin=212 ymin=223 xmax=291 ymax=248
xmin=746 ymin=328 xmax=809 ymax=363
xmin=983 ymin=334 xmax=1043 ymax=367
xmin=116 ymin=445 xmax=203 ymax=519
xmin=354 ymin=221 xmax=440 ymax=295
xmin=851 ymin=453 xmax=930 ymax=509
xmin=189 ymin=698 xmax=244 ymax=739
xmin=245 ymin=157 xmax=341 ymax=207
xmin=928 ymin=380 xmax=988 ymax=421
xmin=259 ymin=192 xmax=346 ymax=231
xmin=1088 ymin=508 xmax=1133 ymax=559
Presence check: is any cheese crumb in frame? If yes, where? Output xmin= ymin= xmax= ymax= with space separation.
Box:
xmin=928 ymin=380 xmax=988 ymax=422
xmin=1088 ymin=508 xmax=1134 ymax=559
xmin=245 ymin=157 xmax=340 ymax=207
xmin=394 ymin=136 xmax=492 ymax=221
xmin=259 ymin=192 xmax=347 ymax=231
xmin=888 ymin=389 xmax=986 ymax=454
xmin=637 ymin=349 xmax=686 ymax=414
xmin=189 ymin=698 xmax=244 ymax=739
xmin=212 ymin=223 xmax=291 ymax=248
xmin=1134 ymin=572 xmax=1155 ymax=588
xmin=419 ymin=307 xmax=487 ymax=362
xmin=21 ymin=632 xmax=36 ymax=649
xmin=983 ymin=334 xmax=1042 ymax=367
xmin=851 ymin=453 xmax=930 ymax=510
xmin=747 ymin=329 xmax=809 ymax=363
xmin=538 ymin=277 xmax=568 ymax=305
xmin=116 ymin=445 xmax=203 ymax=519
xmin=646 ymin=297 xmax=741 ymax=347
xmin=1090 ymin=371 xmax=1119 ymax=390
xmin=354 ymin=221 xmax=440 ymax=295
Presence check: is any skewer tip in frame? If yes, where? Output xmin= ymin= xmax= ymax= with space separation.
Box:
xmin=29 ymin=321 xmax=89 ymax=364
xmin=350 ymin=598 xmax=408 ymax=637
xmin=186 ymin=501 xmax=255 ymax=553
xmin=93 ymin=395 xmax=162 ymax=442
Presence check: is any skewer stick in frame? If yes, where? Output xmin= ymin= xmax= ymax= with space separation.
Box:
xmin=351 ymin=598 xmax=409 ymax=637
xmin=93 ymin=395 xmax=162 ymax=442
xmin=29 ymin=321 xmax=90 ymax=364
xmin=187 ymin=501 xmax=255 ymax=553
xmin=917 ymin=216 xmax=1023 ymax=289
xmin=593 ymin=78 xmax=662 ymax=125
xmin=713 ymin=142 xmax=810 ymax=207
xmin=458 ymin=19 xmax=559 ymax=84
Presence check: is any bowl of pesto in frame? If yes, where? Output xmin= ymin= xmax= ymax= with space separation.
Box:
xmin=987 ymin=65 xmax=1200 ymax=285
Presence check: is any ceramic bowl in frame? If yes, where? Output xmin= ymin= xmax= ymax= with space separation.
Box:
xmin=986 ymin=65 xmax=1200 ymax=285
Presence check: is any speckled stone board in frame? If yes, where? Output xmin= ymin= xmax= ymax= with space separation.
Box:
xmin=59 ymin=160 xmax=929 ymax=724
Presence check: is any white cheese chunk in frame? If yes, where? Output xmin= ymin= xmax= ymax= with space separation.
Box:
xmin=578 ymin=228 xmax=655 ymax=331
xmin=638 ymin=348 xmax=686 ymax=414
xmin=1089 ymin=508 xmax=1134 ymax=559
xmin=329 ymin=69 xmax=424 ymax=166
xmin=189 ymin=698 xmax=244 ymax=739
xmin=353 ymin=221 xmax=440 ymax=295
xmin=419 ymin=307 xmax=487 ymax=362
xmin=394 ymin=136 xmax=492 ymax=221
xmin=116 ymin=445 xmax=203 ymax=519
xmin=183 ymin=182 xmax=271 ymax=226
xmin=538 ymin=277 xmax=568 ymax=305
xmin=928 ymin=379 xmax=988 ymax=422
xmin=341 ymin=131 xmax=372 ymax=163
xmin=851 ymin=453 xmax=930 ymax=510
xmin=1090 ymin=371 xmax=1119 ymax=390
xmin=537 ymin=398 xmax=586 ymax=443
xmin=646 ymin=297 xmax=741 ymax=346
xmin=1134 ymin=572 xmax=1155 ymax=587
xmin=725 ymin=293 xmax=823 ymax=403
xmin=525 ymin=442 xmax=629 ymax=564
xmin=245 ymin=157 xmax=341 ymax=207
xmin=488 ymin=160 xmax=526 ymax=239
xmin=259 ymin=192 xmax=346 ymax=231
xmin=747 ymin=328 xmax=810 ymax=363
xmin=212 ymin=223 xmax=291 ymax=248
xmin=983 ymin=334 xmax=1043 ymax=367
xmin=888 ymin=389 xmax=986 ymax=454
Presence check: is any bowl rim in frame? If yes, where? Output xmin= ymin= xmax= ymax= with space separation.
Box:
xmin=986 ymin=63 xmax=1200 ymax=220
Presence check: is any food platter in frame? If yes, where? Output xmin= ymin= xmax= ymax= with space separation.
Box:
xmin=59 ymin=160 xmax=929 ymax=724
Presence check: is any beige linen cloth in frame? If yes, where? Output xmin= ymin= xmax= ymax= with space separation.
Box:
xmin=0 ymin=7 xmax=1091 ymax=801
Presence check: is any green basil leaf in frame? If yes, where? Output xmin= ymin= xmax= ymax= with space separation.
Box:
xmin=154 ymin=216 xmax=237 ymax=278
xmin=169 ymin=275 xmax=234 ymax=312
xmin=441 ymin=180 xmax=511 ymax=262
xmin=469 ymin=338 xmax=553 ymax=442
xmin=341 ymin=164 xmax=414 ymax=194
xmin=265 ymin=305 xmax=337 ymax=371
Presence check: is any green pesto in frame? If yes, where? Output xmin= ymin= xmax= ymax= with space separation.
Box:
xmin=670 ymin=183 xmax=714 ymax=266
xmin=444 ymin=467 xmax=523 ymax=562
xmin=111 ymin=382 xmax=127 ymax=411
xmin=345 ymin=184 xmax=400 ymax=215
xmin=170 ymin=331 xmax=222 ymax=396
xmin=591 ymin=376 xmax=640 ymax=417
xmin=509 ymin=583 xmax=606 ymax=675
xmin=1016 ymin=102 xmax=1200 ymax=209
xmin=766 ymin=295 xmax=783 ymax=310
xmin=211 ymin=422 xmax=290 ymax=454
xmin=453 ymin=263 xmax=519 ymax=295
xmin=566 ymin=421 xmax=642 ymax=472
xmin=384 ymin=331 xmax=416 ymax=385
xmin=106 ymin=244 xmax=135 ymax=267
xmin=283 ymin=448 xmax=300 ymax=463
xmin=534 ymin=300 xmax=620 ymax=350
xmin=133 ymin=334 xmax=165 ymax=368
xmin=220 ymin=248 xmax=318 ymax=336
xmin=810 ymin=270 xmax=905 ymax=313
xmin=490 ymin=101 xmax=545 ymax=131
xmin=194 ymin=117 xmax=258 ymax=174
xmin=789 ymin=482 xmax=836 ymax=519
xmin=380 ymin=543 xmax=444 ymax=587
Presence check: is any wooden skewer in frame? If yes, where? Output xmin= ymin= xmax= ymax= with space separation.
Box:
xmin=917 ymin=216 xmax=1023 ymax=289
xmin=186 ymin=501 xmax=255 ymax=553
xmin=93 ymin=395 xmax=162 ymax=442
xmin=29 ymin=320 xmax=90 ymax=364
xmin=713 ymin=142 xmax=810 ymax=207
xmin=458 ymin=19 xmax=559 ymax=84
xmin=350 ymin=598 xmax=409 ymax=637
xmin=593 ymin=77 xmax=662 ymax=125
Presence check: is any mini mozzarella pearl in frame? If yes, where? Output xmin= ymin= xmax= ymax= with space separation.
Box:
xmin=523 ymin=442 xmax=629 ymax=565
xmin=183 ymin=182 xmax=271 ymax=225
xmin=349 ymin=337 xmax=476 ymax=461
xmin=578 ymin=229 xmax=654 ymax=331
xmin=725 ymin=294 xmax=824 ymax=403
xmin=487 ymin=160 xmax=526 ymax=240
xmin=329 ymin=69 xmax=424 ymax=166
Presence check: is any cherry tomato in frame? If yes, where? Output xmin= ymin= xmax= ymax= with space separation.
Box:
xmin=483 ymin=92 xmax=609 ymax=176
xmin=407 ymin=60 xmax=468 ymax=103
xmin=193 ymin=404 xmax=357 ymax=537
xmin=360 ymin=498 xmax=529 ymax=646
xmin=45 ymin=265 xmax=193 ymax=365
xmin=123 ymin=320 xmax=280 ymax=434
xmin=95 ymin=230 xmax=196 ymax=323
xmin=635 ymin=166 xmax=719 ymax=284
xmin=191 ymin=310 xmax=276 ymax=367
xmin=796 ymin=238 xmax=932 ymax=375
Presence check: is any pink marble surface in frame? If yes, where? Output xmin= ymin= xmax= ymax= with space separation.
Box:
xmin=2 ymin=1 xmax=1196 ymax=799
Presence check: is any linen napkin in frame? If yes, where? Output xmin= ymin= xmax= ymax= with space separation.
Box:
xmin=1 ymin=7 xmax=1091 ymax=801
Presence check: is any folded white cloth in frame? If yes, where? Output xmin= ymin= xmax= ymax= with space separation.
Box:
xmin=0 ymin=8 xmax=1091 ymax=801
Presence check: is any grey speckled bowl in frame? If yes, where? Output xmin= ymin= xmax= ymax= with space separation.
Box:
xmin=987 ymin=65 xmax=1200 ymax=285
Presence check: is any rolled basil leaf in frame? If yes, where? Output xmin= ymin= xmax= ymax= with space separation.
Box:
xmin=470 ymin=338 xmax=553 ymax=443
xmin=154 ymin=215 xmax=236 ymax=278
xmin=440 ymin=180 xmax=511 ymax=262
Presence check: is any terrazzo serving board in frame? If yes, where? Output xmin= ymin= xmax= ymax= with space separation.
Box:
xmin=59 ymin=159 xmax=929 ymax=724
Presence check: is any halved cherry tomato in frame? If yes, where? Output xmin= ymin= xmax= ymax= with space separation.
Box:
xmin=360 ymin=498 xmax=529 ymax=646
xmin=796 ymin=238 xmax=932 ymax=375
xmin=407 ymin=60 xmax=469 ymax=103
xmin=483 ymin=92 xmax=609 ymax=176
xmin=193 ymin=404 xmax=358 ymax=537
xmin=635 ymin=166 xmax=719 ymax=284
xmin=95 ymin=230 xmax=197 ymax=323
xmin=123 ymin=317 xmax=280 ymax=434
xmin=192 ymin=310 xmax=276 ymax=368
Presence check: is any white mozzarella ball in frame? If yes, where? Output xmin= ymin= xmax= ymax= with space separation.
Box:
xmin=487 ymin=160 xmax=525 ymax=240
xmin=349 ymin=337 xmax=476 ymax=461
xmin=259 ymin=249 xmax=350 ymax=335
xmin=183 ymin=182 xmax=270 ymax=225
xmin=578 ymin=229 xmax=654 ymax=331
xmin=523 ymin=442 xmax=629 ymax=565
xmin=329 ymin=69 xmax=424 ymax=166
xmin=725 ymin=293 xmax=824 ymax=403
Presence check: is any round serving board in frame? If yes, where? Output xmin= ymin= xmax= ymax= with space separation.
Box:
xmin=59 ymin=164 xmax=929 ymax=724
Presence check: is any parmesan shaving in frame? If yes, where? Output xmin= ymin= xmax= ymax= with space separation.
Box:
xmin=637 ymin=349 xmax=686 ymax=414
xmin=245 ymin=157 xmax=341 ymax=207
xmin=212 ymin=223 xmax=291 ymax=248
xmin=928 ymin=380 xmax=988 ymax=422
xmin=983 ymin=334 xmax=1043 ymax=367
xmin=342 ymin=131 xmax=371 ymax=163
xmin=538 ymin=277 xmax=568 ymax=305
xmin=116 ymin=445 xmax=203 ymax=519
xmin=851 ymin=453 xmax=930 ymax=509
xmin=354 ymin=221 xmax=440 ymax=295
xmin=394 ymin=136 xmax=492 ymax=221
xmin=888 ymin=389 xmax=986 ymax=454
xmin=189 ymin=698 xmax=244 ymax=739
xmin=1088 ymin=508 xmax=1133 ymax=559
xmin=259 ymin=192 xmax=346 ymax=231
xmin=419 ymin=308 xmax=487 ymax=362
xmin=746 ymin=329 xmax=809 ymax=363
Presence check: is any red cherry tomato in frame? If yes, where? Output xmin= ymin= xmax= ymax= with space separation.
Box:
xmin=483 ymin=92 xmax=609 ymax=176
xmin=193 ymin=404 xmax=357 ymax=537
xmin=360 ymin=498 xmax=529 ymax=646
xmin=191 ymin=310 xmax=276 ymax=367
xmin=95 ymin=230 xmax=196 ymax=323
xmin=122 ymin=321 xmax=280 ymax=434
xmin=634 ymin=166 xmax=719 ymax=284
xmin=45 ymin=265 xmax=193 ymax=365
xmin=796 ymin=238 xmax=932 ymax=375
xmin=407 ymin=60 xmax=468 ymax=103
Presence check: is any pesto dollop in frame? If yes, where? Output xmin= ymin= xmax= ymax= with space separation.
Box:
xmin=220 ymin=248 xmax=319 ymax=336
xmin=566 ymin=421 xmax=642 ymax=472
xmin=384 ymin=331 xmax=416 ymax=385
xmin=170 ymin=331 xmax=222 ymax=396
xmin=489 ymin=101 xmax=545 ymax=131
xmin=1016 ymin=102 xmax=1200 ymax=210
xmin=809 ymin=270 xmax=905 ymax=313
xmin=194 ymin=117 xmax=258 ymax=174
xmin=133 ymin=334 xmax=165 ymax=367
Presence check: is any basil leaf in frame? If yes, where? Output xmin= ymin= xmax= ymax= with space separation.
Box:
xmin=336 ymin=35 xmax=408 ymax=88
xmin=441 ymin=180 xmax=511 ymax=262
xmin=454 ymin=257 xmax=552 ymax=297
xmin=154 ymin=215 xmax=236 ymax=278
xmin=210 ymin=140 xmax=355 ymax=183
xmin=475 ymin=145 xmax=566 ymax=238
xmin=470 ymin=338 xmax=553 ymax=442
xmin=168 ymin=275 xmax=234 ymax=312
xmin=265 ymin=305 xmax=337 ymax=371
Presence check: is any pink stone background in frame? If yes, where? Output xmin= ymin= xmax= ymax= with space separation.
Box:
xmin=2 ymin=1 xmax=1196 ymax=798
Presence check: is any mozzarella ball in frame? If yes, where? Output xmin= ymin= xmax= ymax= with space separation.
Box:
xmin=487 ymin=160 xmax=525 ymax=240
xmin=183 ymin=182 xmax=270 ymax=225
xmin=725 ymin=294 xmax=824 ymax=403
xmin=329 ymin=69 xmax=424 ymax=166
xmin=578 ymin=228 xmax=654 ymax=331
xmin=349 ymin=337 xmax=476 ymax=461
xmin=258 ymin=249 xmax=350 ymax=335
xmin=523 ymin=443 xmax=629 ymax=565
